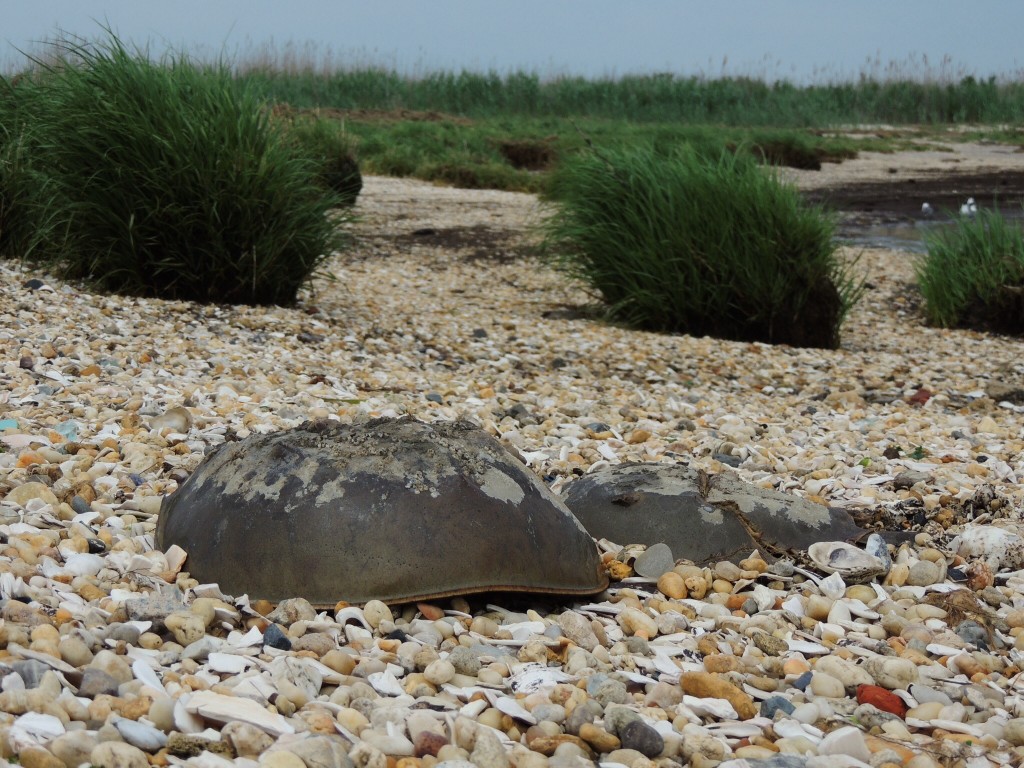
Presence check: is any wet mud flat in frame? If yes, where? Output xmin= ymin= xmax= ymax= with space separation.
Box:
xmin=802 ymin=166 xmax=1024 ymax=227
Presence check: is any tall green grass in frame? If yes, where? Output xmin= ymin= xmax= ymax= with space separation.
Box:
xmin=1 ymin=37 xmax=343 ymax=305
xmin=917 ymin=208 xmax=1024 ymax=332
xmin=541 ymin=147 xmax=862 ymax=348
xmin=235 ymin=66 xmax=1024 ymax=127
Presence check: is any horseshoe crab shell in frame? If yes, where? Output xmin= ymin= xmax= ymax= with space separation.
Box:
xmin=807 ymin=541 xmax=888 ymax=583
xmin=155 ymin=417 xmax=608 ymax=605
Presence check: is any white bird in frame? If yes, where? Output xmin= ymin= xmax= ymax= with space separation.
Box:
xmin=921 ymin=202 xmax=933 ymax=217
xmin=960 ymin=197 xmax=977 ymax=217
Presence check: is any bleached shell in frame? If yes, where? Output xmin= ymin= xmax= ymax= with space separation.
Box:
xmin=683 ymin=695 xmax=738 ymax=719
xmin=953 ymin=524 xmax=1024 ymax=570
xmin=819 ymin=571 xmax=847 ymax=599
xmin=493 ymin=695 xmax=536 ymax=724
xmin=808 ymin=542 xmax=886 ymax=583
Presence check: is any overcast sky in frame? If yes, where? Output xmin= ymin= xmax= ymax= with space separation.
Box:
xmin=3 ymin=2 xmax=1020 ymax=83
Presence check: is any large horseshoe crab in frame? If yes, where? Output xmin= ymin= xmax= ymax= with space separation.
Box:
xmin=155 ymin=417 xmax=608 ymax=605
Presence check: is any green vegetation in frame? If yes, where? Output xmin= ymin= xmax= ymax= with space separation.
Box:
xmin=275 ymin=107 xmax=363 ymax=205
xmin=0 ymin=37 xmax=345 ymax=305
xmin=540 ymin=147 xmax=862 ymax=348
xmin=236 ymin=66 xmax=1024 ymax=126
xmin=917 ymin=208 xmax=1024 ymax=333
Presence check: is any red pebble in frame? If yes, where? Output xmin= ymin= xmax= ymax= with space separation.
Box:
xmin=856 ymin=684 xmax=907 ymax=718
xmin=907 ymin=388 xmax=933 ymax=405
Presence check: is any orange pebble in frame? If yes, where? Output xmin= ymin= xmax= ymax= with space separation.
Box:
xmin=15 ymin=451 xmax=45 ymax=468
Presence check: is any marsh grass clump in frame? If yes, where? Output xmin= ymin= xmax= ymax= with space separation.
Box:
xmin=541 ymin=146 xmax=862 ymax=348
xmin=278 ymin=110 xmax=363 ymax=205
xmin=0 ymin=81 xmax=53 ymax=260
xmin=8 ymin=36 xmax=343 ymax=305
xmin=917 ymin=208 xmax=1024 ymax=333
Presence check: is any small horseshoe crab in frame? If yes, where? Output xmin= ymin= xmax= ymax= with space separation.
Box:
xmin=561 ymin=462 xmax=884 ymax=566
xmin=155 ymin=417 xmax=608 ymax=605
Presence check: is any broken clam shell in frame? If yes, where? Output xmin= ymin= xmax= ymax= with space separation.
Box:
xmin=807 ymin=541 xmax=887 ymax=583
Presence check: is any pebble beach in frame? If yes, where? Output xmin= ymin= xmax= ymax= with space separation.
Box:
xmin=2 ymin=149 xmax=1024 ymax=768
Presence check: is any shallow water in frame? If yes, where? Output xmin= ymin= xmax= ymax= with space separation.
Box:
xmin=840 ymin=209 xmax=1024 ymax=253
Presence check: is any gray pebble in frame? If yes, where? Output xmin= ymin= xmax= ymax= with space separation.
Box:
xmin=625 ymin=636 xmax=650 ymax=655
xmin=619 ymin=720 xmax=664 ymax=758
xmin=114 ymin=717 xmax=168 ymax=751
xmin=590 ymin=676 xmax=629 ymax=707
xmin=603 ymin=704 xmax=642 ymax=737
xmin=9 ymin=660 xmax=50 ymax=688
xmin=564 ymin=699 xmax=603 ymax=735
xmin=78 ymin=668 xmax=120 ymax=698
xmin=267 ymin=597 xmax=317 ymax=625
xmin=633 ymin=542 xmax=674 ymax=578
xmin=956 ymin=620 xmax=989 ymax=648
xmin=852 ymin=703 xmax=900 ymax=730
xmin=447 ymin=646 xmax=483 ymax=676
xmin=531 ymin=703 xmax=566 ymax=724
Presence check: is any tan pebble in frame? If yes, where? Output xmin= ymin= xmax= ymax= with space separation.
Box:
xmin=1006 ymin=610 xmax=1024 ymax=629
xmin=77 ymin=582 xmax=108 ymax=601
xmin=805 ymin=595 xmax=833 ymax=621
xmin=260 ymin=752 xmax=307 ymax=768
xmin=417 ymin=603 xmax=445 ymax=621
xmin=711 ymin=578 xmax=733 ymax=594
xmin=656 ymin=571 xmax=687 ymax=599
xmin=138 ymin=632 xmax=164 ymax=650
xmin=477 ymin=707 xmax=504 ymax=730
xmin=747 ymin=676 xmax=780 ymax=693
xmin=119 ymin=695 xmax=152 ymax=721
xmin=321 ymin=649 xmax=357 ymax=675
xmin=703 ymin=654 xmax=743 ymax=673
xmin=607 ymin=561 xmax=632 ymax=580
xmin=864 ymin=735 xmax=916 ymax=763
xmin=844 ymin=585 xmax=876 ymax=602
xmin=298 ymin=708 xmax=337 ymax=734
xmin=739 ymin=555 xmax=768 ymax=573
xmin=884 ymin=563 xmax=910 ymax=587
xmin=684 ymin=576 xmax=708 ymax=599
xmin=899 ymin=648 xmax=932 ymax=665
xmin=752 ymin=633 xmax=788 ymax=657
xmin=363 ymin=600 xmax=392 ymax=629
xmin=696 ymin=635 xmax=721 ymax=657
xmin=680 ymin=671 xmax=756 ymax=719
xmin=735 ymin=746 xmax=778 ymax=760
xmin=2 ymin=601 xmax=54 ymax=628
xmin=164 ymin=612 xmax=206 ymax=646
xmin=617 ymin=607 xmax=657 ymax=638
xmin=17 ymin=746 xmax=65 ymax=768
xmin=527 ymin=735 xmax=594 ymax=757
xmin=714 ymin=561 xmax=742 ymax=581
xmin=189 ymin=598 xmax=217 ymax=627
xmin=578 ymin=722 xmax=620 ymax=753
xmin=470 ymin=616 xmax=500 ymax=637
xmin=626 ymin=429 xmax=651 ymax=444
xmin=782 ymin=658 xmax=810 ymax=676
xmin=337 ymin=707 xmax=369 ymax=734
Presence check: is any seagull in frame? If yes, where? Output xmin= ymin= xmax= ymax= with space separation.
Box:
xmin=921 ymin=202 xmax=934 ymax=217
xmin=960 ymin=197 xmax=978 ymax=217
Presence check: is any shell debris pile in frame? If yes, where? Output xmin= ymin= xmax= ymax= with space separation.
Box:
xmin=0 ymin=173 xmax=1023 ymax=767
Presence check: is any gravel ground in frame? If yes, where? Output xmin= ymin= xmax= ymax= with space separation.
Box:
xmin=1 ymin=148 xmax=1024 ymax=767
